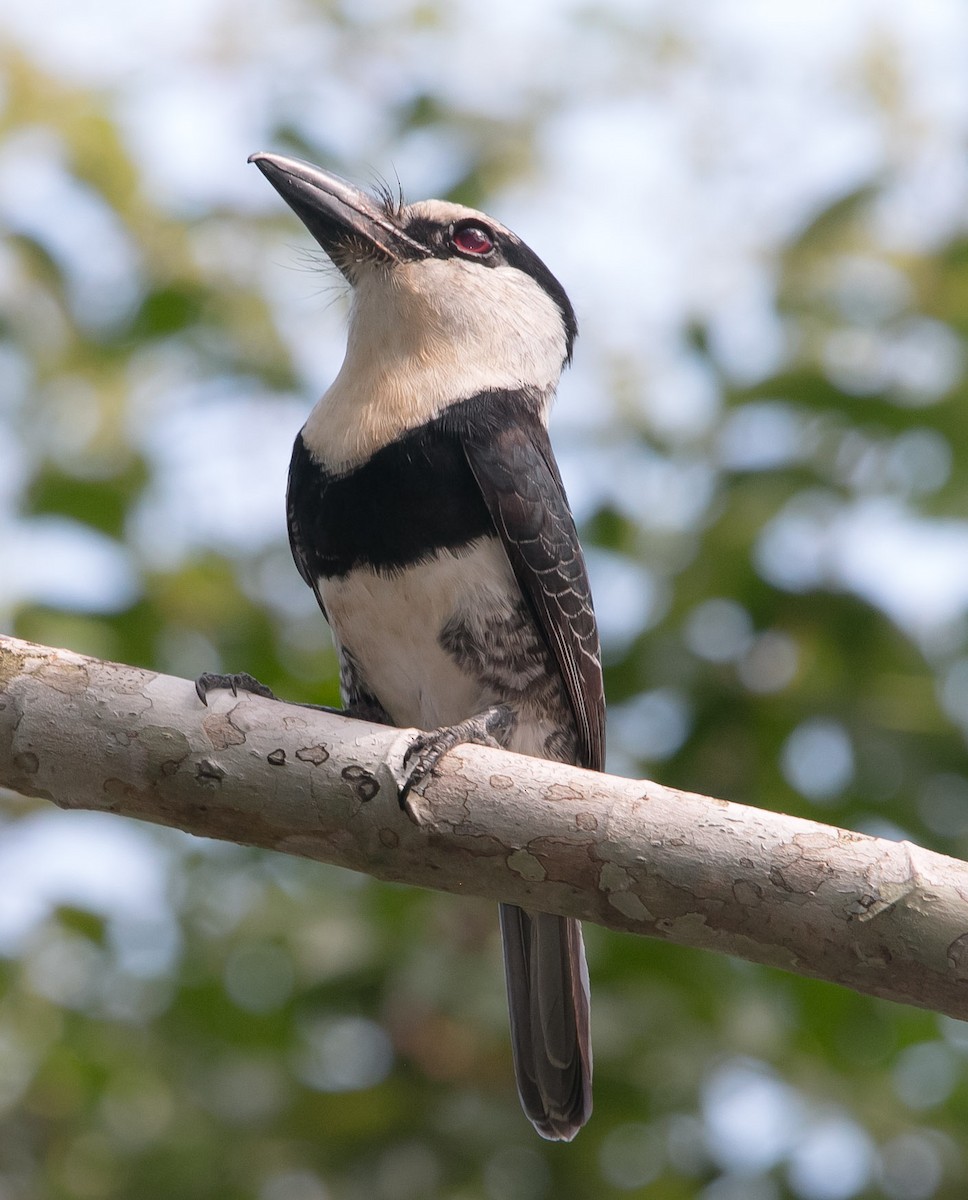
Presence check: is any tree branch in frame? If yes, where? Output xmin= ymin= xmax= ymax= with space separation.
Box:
xmin=2 ymin=633 xmax=967 ymax=1018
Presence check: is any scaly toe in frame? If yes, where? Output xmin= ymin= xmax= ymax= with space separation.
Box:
xmin=195 ymin=672 xmax=276 ymax=706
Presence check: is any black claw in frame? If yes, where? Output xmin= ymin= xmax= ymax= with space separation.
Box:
xmin=398 ymin=705 xmax=514 ymax=808
xmin=194 ymin=672 xmax=276 ymax=706
xmin=398 ymin=731 xmax=450 ymax=807
xmin=398 ymin=777 xmax=417 ymax=810
xmin=402 ymin=733 xmax=431 ymax=769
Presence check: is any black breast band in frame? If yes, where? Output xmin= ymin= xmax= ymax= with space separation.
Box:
xmin=286 ymin=391 xmax=537 ymax=579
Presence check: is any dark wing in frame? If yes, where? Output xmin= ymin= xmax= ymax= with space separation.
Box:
xmin=464 ymin=420 xmax=605 ymax=772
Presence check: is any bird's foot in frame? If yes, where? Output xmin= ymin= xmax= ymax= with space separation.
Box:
xmin=400 ymin=704 xmax=514 ymax=806
xmin=195 ymin=672 xmax=276 ymax=706
xmin=195 ymin=674 xmax=390 ymax=723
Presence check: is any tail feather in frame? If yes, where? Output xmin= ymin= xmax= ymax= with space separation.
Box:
xmin=499 ymin=903 xmax=592 ymax=1141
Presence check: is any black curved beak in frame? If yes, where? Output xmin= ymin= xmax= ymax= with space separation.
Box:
xmin=248 ymin=152 xmax=424 ymax=276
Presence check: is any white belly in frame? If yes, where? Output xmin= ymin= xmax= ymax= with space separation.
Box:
xmin=318 ymin=537 xmax=519 ymax=730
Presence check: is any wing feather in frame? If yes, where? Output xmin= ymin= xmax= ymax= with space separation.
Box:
xmin=463 ymin=420 xmax=605 ymax=772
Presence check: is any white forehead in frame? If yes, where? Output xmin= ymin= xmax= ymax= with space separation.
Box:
xmin=403 ymin=198 xmax=512 ymax=235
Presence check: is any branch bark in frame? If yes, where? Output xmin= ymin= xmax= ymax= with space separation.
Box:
xmin=2 ymin=633 xmax=967 ymax=1018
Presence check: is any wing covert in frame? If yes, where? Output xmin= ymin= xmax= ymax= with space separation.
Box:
xmin=464 ymin=420 xmax=605 ymax=772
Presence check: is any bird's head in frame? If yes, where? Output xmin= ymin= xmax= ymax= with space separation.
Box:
xmin=249 ymin=152 xmax=577 ymax=403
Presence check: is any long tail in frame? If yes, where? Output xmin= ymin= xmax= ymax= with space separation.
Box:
xmin=499 ymin=903 xmax=592 ymax=1141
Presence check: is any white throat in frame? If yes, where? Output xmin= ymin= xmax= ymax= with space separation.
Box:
xmin=301 ymin=257 xmax=567 ymax=472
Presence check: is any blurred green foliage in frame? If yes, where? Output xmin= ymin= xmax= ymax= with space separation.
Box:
xmin=3 ymin=13 xmax=968 ymax=1200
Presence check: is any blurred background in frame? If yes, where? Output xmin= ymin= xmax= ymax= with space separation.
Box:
xmin=3 ymin=0 xmax=968 ymax=1196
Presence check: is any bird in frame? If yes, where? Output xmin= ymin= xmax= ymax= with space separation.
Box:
xmin=198 ymin=152 xmax=605 ymax=1140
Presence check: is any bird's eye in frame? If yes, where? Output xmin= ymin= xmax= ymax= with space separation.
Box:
xmin=451 ymin=223 xmax=494 ymax=256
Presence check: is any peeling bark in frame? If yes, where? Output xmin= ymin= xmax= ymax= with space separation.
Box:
xmin=2 ymin=633 xmax=968 ymax=1019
